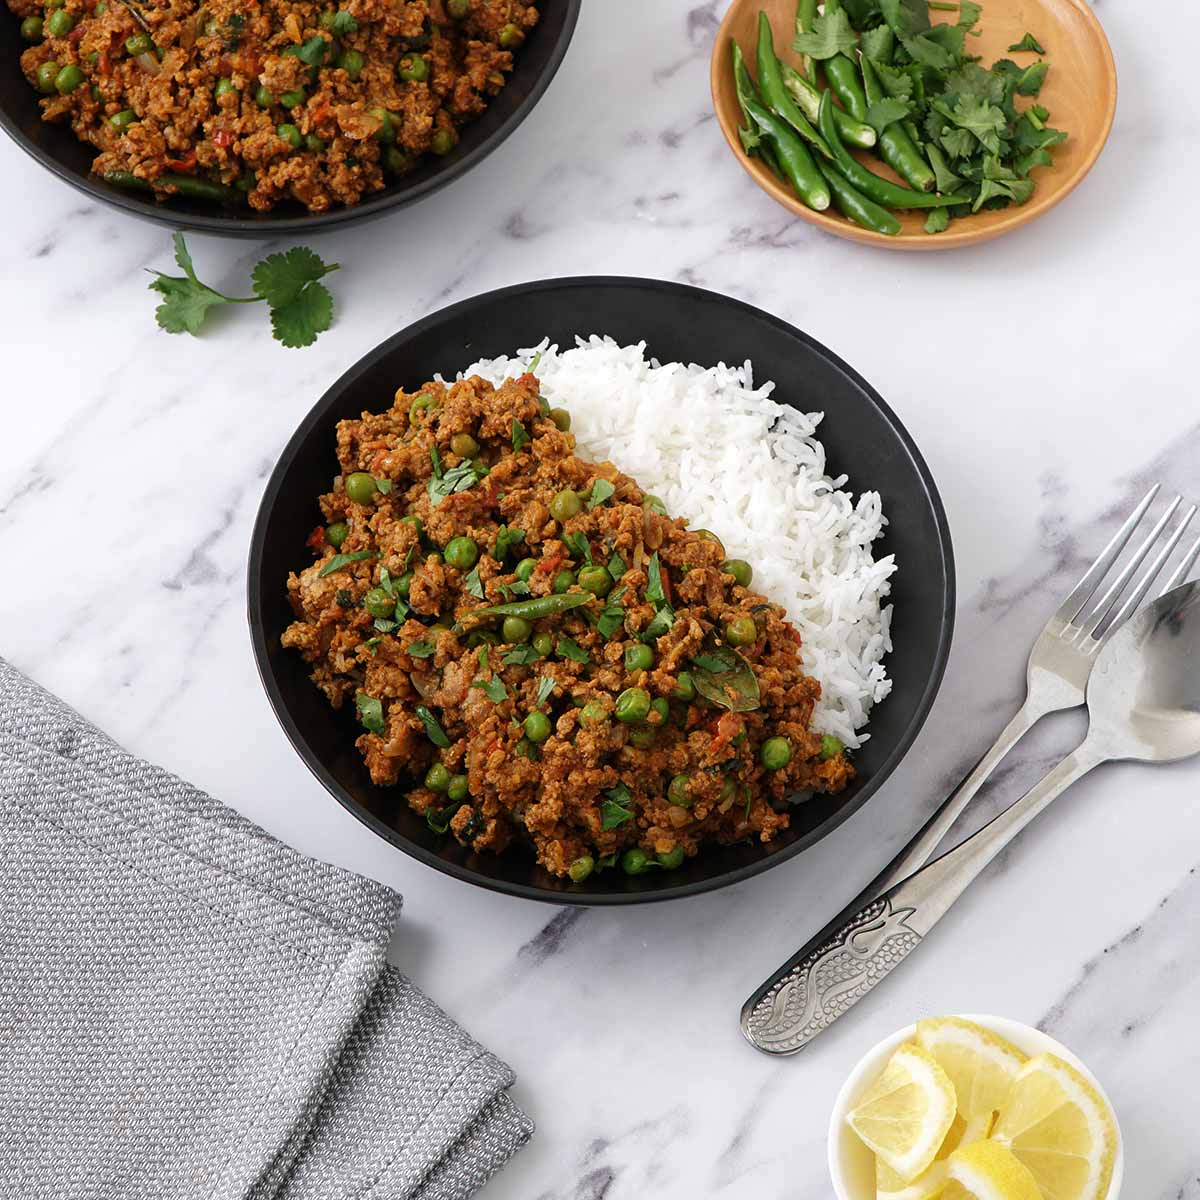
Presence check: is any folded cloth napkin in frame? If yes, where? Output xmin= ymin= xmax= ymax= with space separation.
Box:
xmin=0 ymin=657 xmax=532 ymax=1199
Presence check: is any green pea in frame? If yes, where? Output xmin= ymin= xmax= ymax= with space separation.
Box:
xmin=214 ymin=77 xmax=237 ymax=99
xmin=551 ymin=570 xmax=575 ymax=595
xmin=624 ymin=644 xmax=653 ymax=672
xmin=35 ymin=61 xmax=60 ymax=92
xmin=46 ymin=8 xmax=73 ymax=35
xmin=305 ymin=133 xmax=327 ymax=152
xmin=336 ymin=47 xmax=364 ymax=79
xmin=450 ymin=432 xmax=479 ymax=458
xmin=255 ymin=85 xmax=275 ymax=107
xmin=46 ymin=0 xmax=66 ymax=9
xmin=693 ymin=528 xmax=726 ymax=556
xmin=431 ymin=127 xmax=455 ymax=155
xmin=668 ymin=774 xmax=691 ymax=806
xmin=370 ymin=106 xmax=395 ymax=143
xmin=761 ymin=736 xmax=792 ymax=771
xmin=124 ymin=31 xmax=152 ymax=54
xmin=725 ymin=616 xmax=757 ymax=647
xmin=277 ymin=122 xmax=302 ymax=148
xmin=498 ymin=21 xmax=523 ymax=48
xmin=578 ymin=565 xmax=613 ymax=598
xmin=568 ymin=855 xmax=594 ymax=883
xmin=549 ymin=407 xmax=570 ymax=431
xmin=447 ymin=774 xmax=469 ymax=802
xmin=53 ymin=63 xmax=83 ymax=93
xmin=649 ymin=697 xmax=669 ymax=724
xmin=514 ymin=737 xmax=536 ymax=760
xmin=280 ymin=88 xmax=306 ymax=108
xmin=621 ymin=848 xmax=651 ymax=876
xmin=657 ymin=846 xmax=685 ymax=870
xmin=722 ymin=558 xmax=753 ymax=587
xmin=820 ymin=734 xmax=844 ymax=761
xmin=671 ymin=671 xmax=696 ymax=702
xmin=444 ymin=536 xmax=478 ymax=571
xmin=549 ymin=489 xmax=582 ymax=522
xmin=628 ymin=727 xmax=656 ymax=749
xmin=363 ymin=588 xmax=395 ymax=619
xmin=514 ymin=557 xmax=536 ymax=583
xmin=578 ymin=701 xmax=608 ymax=728
xmin=383 ymin=146 xmax=408 ymax=173
xmin=20 ymin=15 xmax=43 ymax=42
xmin=399 ymin=514 xmax=423 ymax=538
xmin=614 ymin=687 xmax=650 ymax=724
xmin=394 ymin=571 xmax=413 ymax=600
xmin=397 ymin=52 xmax=428 ymax=82
xmin=532 ymin=631 xmax=554 ymax=657
xmin=425 ymin=762 xmax=451 ymax=792
xmin=523 ymin=710 xmax=552 ymax=744
xmin=502 ymin=616 xmax=532 ymax=644
xmin=93 ymin=0 xmax=106 ymax=9
xmin=345 ymin=472 xmax=378 ymax=504
xmin=446 ymin=0 xmax=469 ymax=16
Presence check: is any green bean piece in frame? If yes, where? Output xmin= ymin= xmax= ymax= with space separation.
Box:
xmin=156 ymin=174 xmax=240 ymax=201
xmin=336 ymin=47 xmax=364 ymax=80
xmin=450 ymin=432 xmax=479 ymax=458
xmin=397 ymin=53 xmax=428 ymax=82
xmin=779 ymin=63 xmax=875 ymax=149
xmin=722 ymin=559 xmax=753 ymax=587
xmin=819 ymin=734 xmax=845 ymax=760
xmin=277 ymin=123 xmax=302 ymax=149
xmin=624 ymin=644 xmax=654 ymax=672
xmin=502 ymin=615 xmax=532 ymax=643
xmin=578 ymin=701 xmax=607 ymax=728
xmin=124 ymin=31 xmax=153 ymax=55
xmin=523 ymin=711 xmax=552 ymax=744
xmin=614 ymin=687 xmax=650 ymax=724
xmin=20 ymin=15 xmax=43 ymax=41
xmin=668 ymin=774 xmax=691 ymax=806
xmin=549 ymin=407 xmax=570 ymax=431
xmin=35 ymin=61 xmax=60 ymax=93
xmin=514 ymin=557 xmax=537 ymax=583
xmin=657 ymin=846 xmax=685 ymax=870
xmin=671 ymin=671 xmax=696 ymax=702
xmin=444 ymin=536 xmax=479 ymax=571
xmin=551 ymin=570 xmax=576 ymax=595
xmin=54 ymin=64 xmax=83 ymax=94
xmin=740 ymin=86 xmax=830 ymax=212
xmin=255 ymin=85 xmax=275 ymax=107
xmin=578 ymin=566 xmax=613 ymax=598
xmin=326 ymin=522 xmax=349 ymax=549
xmin=568 ymin=855 xmax=594 ymax=883
xmin=549 ymin=489 xmax=582 ymax=522
xmin=430 ymin=128 xmax=454 ymax=155
xmin=280 ymin=88 xmax=306 ymax=108
xmin=424 ymin=762 xmax=451 ymax=792
xmin=760 ymin=736 xmax=792 ymax=770
xmin=345 ymin=472 xmax=378 ymax=504
xmin=46 ymin=8 xmax=73 ymax=35
xmin=724 ymin=616 xmax=758 ymax=647
xmin=816 ymin=159 xmax=901 ymax=236
xmin=531 ymin=631 xmax=553 ymax=657
xmin=102 ymin=169 xmax=151 ymax=191
xmin=818 ymin=92 xmax=964 ymax=210
xmin=754 ymin=12 xmax=831 ymax=158
xmin=860 ymin=55 xmax=936 ymax=193
xmin=471 ymin=592 xmax=593 ymax=622
xmin=621 ymin=848 xmax=651 ymax=876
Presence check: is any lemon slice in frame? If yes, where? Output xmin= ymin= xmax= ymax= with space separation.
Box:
xmin=848 ymin=1042 xmax=958 ymax=1182
xmin=876 ymin=1114 xmax=965 ymax=1200
xmin=916 ymin=1017 xmax=1027 ymax=1124
xmin=992 ymin=1053 xmax=1117 ymax=1200
xmin=942 ymin=1141 xmax=1045 ymax=1200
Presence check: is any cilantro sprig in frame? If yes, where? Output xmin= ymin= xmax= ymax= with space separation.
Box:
xmin=148 ymin=233 xmax=339 ymax=348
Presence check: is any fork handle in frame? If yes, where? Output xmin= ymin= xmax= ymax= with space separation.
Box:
xmin=740 ymin=745 xmax=1100 ymax=1055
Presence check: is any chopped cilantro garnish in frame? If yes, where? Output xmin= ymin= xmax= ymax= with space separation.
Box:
xmin=473 ymin=676 xmax=508 ymax=703
xmin=318 ymin=550 xmax=375 ymax=577
xmin=355 ymin=692 xmax=385 ymax=734
xmin=406 ymin=639 xmax=436 ymax=658
xmin=587 ymin=478 xmax=615 ymax=509
xmin=511 ymin=420 xmax=530 ymax=452
xmin=415 ymin=704 xmax=450 ymax=747
xmin=556 ymin=635 xmax=589 ymax=663
xmin=645 ymin=552 xmax=666 ymax=608
xmin=600 ymin=783 xmax=634 ymax=830
xmin=534 ymin=676 xmax=556 ymax=707
xmin=1008 ymin=31 xmax=1045 ymax=53
xmin=502 ymin=644 xmax=540 ymax=666
xmin=464 ymin=565 xmax=485 ymax=599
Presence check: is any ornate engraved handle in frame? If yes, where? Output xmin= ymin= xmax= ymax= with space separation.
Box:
xmin=740 ymin=895 xmax=924 ymax=1055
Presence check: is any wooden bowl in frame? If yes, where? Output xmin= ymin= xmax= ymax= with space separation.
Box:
xmin=711 ymin=0 xmax=1117 ymax=249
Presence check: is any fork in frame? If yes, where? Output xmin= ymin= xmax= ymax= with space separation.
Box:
xmin=740 ymin=484 xmax=1200 ymax=1055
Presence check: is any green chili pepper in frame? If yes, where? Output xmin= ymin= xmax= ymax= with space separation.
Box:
xmin=817 ymin=92 xmax=966 ymax=209
xmin=469 ymin=593 xmax=593 ymax=622
xmin=819 ymin=0 xmax=870 ymax=123
xmin=816 ymin=159 xmax=901 ymax=236
xmin=755 ymin=12 xmax=831 ymax=159
xmin=795 ymin=0 xmax=818 ymax=78
xmin=780 ymin=63 xmax=875 ymax=149
xmin=740 ymin=86 xmax=830 ymax=212
xmin=860 ymin=54 xmax=935 ymax=193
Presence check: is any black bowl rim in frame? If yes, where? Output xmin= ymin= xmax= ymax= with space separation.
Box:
xmin=247 ymin=276 xmax=956 ymax=904
xmin=0 ymin=0 xmax=580 ymax=237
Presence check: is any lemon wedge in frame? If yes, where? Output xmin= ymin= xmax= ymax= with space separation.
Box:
xmin=916 ymin=1017 xmax=1027 ymax=1126
xmin=942 ymin=1141 xmax=1045 ymax=1200
xmin=848 ymin=1042 xmax=958 ymax=1182
xmin=876 ymin=1113 xmax=967 ymax=1200
xmin=991 ymin=1053 xmax=1117 ymax=1200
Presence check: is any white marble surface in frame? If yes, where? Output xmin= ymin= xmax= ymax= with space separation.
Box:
xmin=2 ymin=0 xmax=1198 ymax=1195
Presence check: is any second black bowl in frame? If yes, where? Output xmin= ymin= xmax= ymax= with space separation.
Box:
xmin=0 ymin=0 xmax=579 ymax=236
xmin=248 ymin=277 xmax=955 ymax=903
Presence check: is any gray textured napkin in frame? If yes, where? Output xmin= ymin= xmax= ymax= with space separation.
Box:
xmin=0 ymin=657 xmax=531 ymax=1199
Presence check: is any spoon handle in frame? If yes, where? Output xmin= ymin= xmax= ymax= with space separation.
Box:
xmin=739 ymin=745 xmax=1102 ymax=1056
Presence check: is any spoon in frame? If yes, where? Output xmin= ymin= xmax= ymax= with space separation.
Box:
xmin=740 ymin=581 xmax=1200 ymax=1055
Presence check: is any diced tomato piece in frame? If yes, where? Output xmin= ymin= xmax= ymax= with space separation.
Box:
xmin=305 ymin=526 xmax=326 ymax=552
xmin=212 ymin=129 xmax=235 ymax=148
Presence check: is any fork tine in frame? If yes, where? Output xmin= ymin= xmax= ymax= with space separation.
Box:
xmin=1078 ymin=496 xmax=1184 ymax=640
xmin=1057 ymin=484 xmax=1160 ymax=624
xmin=1095 ymin=504 xmax=1197 ymax=641
xmin=1159 ymin=529 xmax=1200 ymax=597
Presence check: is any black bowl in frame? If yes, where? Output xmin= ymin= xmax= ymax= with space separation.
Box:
xmin=248 ymin=278 xmax=955 ymax=904
xmin=0 ymin=1 xmax=579 ymax=237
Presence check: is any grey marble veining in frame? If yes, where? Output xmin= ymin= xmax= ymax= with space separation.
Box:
xmin=2 ymin=0 xmax=1198 ymax=1196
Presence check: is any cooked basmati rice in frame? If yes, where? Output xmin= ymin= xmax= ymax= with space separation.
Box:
xmin=458 ymin=337 xmax=896 ymax=747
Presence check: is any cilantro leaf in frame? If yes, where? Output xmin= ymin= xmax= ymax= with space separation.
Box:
xmin=502 ymin=644 xmax=541 ymax=666
xmin=880 ymin=0 xmax=930 ymax=37
xmin=292 ymin=34 xmax=329 ymax=65
xmin=511 ymin=419 xmax=530 ymax=452
xmin=472 ymin=676 xmax=508 ymax=703
xmin=318 ymin=549 xmax=375 ymax=577
xmin=534 ymin=676 xmax=556 ymax=707
xmin=607 ymin=552 xmax=627 ymax=580
xmin=148 ymin=233 xmax=247 ymax=336
xmin=597 ymin=587 xmax=627 ymax=639
xmin=464 ymin=565 xmax=484 ymax=599
xmin=355 ymin=692 xmax=385 ymax=734
xmin=866 ymin=97 xmax=909 ymax=134
xmin=588 ymin=478 xmax=615 ymax=509
xmin=1016 ymin=61 xmax=1048 ymax=97
xmin=252 ymin=246 xmax=338 ymax=307
xmin=563 ymin=531 xmax=592 ymax=564
xmin=645 ymin=552 xmax=666 ymax=608
xmin=328 ymin=8 xmax=357 ymax=35
xmin=957 ymin=0 xmax=982 ymax=31
xmin=926 ymin=143 xmax=964 ymax=192
xmin=936 ymin=95 xmax=1007 ymax=154
xmin=792 ymin=8 xmax=858 ymax=59
xmin=406 ymin=639 xmax=436 ymax=658
xmin=600 ymin=783 xmax=634 ymax=830
xmin=859 ymin=24 xmax=894 ymax=62
xmin=924 ymin=208 xmax=950 ymax=234
xmin=642 ymin=605 xmax=675 ymax=642
xmin=1008 ymin=32 xmax=1045 ymax=53
xmin=494 ymin=525 xmax=525 ymax=561
xmin=415 ymin=704 xmax=450 ymax=747
xmin=556 ymin=635 xmax=589 ymax=663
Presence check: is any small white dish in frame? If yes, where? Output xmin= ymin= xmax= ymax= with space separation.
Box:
xmin=827 ymin=1014 xmax=1123 ymax=1200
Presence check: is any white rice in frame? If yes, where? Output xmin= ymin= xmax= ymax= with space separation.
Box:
xmin=458 ymin=337 xmax=896 ymax=748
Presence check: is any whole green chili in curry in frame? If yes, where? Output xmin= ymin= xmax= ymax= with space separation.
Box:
xmin=282 ymin=369 xmax=852 ymax=880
